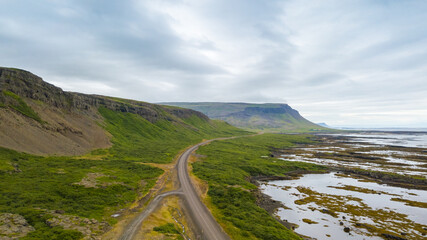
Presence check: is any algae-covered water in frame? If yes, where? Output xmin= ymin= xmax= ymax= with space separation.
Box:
xmin=262 ymin=132 xmax=427 ymax=239
xmin=279 ymin=132 xmax=427 ymax=177
xmin=261 ymin=172 xmax=427 ymax=239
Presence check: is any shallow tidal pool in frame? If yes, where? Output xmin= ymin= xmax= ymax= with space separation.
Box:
xmin=261 ymin=172 xmax=427 ymax=240
xmin=279 ymin=132 xmax=427 ymax=177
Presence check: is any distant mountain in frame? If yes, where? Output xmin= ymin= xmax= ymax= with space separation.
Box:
xmin=161 ymin=102 xmax=326 ymax=132
xmin=316 ymin=122 xmax=330 ymax=128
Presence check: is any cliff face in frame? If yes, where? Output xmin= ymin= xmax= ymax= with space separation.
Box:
xmin=162 ymin=102 xmax=324 ymax=132
xmin=0 ymin=67 xmax=209 ymax=155
xmin=0 ymin=68 xmax=207 ymax=123
xmin=229 ymin=105 xmax=304 ymax=120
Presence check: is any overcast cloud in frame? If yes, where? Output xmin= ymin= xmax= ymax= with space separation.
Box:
xmin=1 ymin=0 xmax=426 ymax=127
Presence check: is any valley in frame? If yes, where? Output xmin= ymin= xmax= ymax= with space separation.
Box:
xmin=0 ymin=68 xmax=250 ymax=239
xmin=0 ymin=68 xmax=426 ymax=240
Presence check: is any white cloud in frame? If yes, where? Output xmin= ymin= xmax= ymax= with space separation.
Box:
xmin=0 ymin=0 xmax=426 ymax=127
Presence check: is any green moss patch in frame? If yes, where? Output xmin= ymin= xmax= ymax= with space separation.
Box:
xmin=327 ymin=185 xmax=400 ymax=196
xmin=293 ymin=186 xmax=426 ymax=238
xmin=302 ymin=218 xmax=318 ymax=224
xmin=2 ymin=90 xmax=43 ymax=123
xmin=390 ymin=198 xmax=427 ymax=208
xmin=153 ymin=223 xmax=184 ymax=240
xmin=153 ymin=223 xmax=180 ymax=234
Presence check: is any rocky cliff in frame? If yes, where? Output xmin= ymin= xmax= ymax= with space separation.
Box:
xmin=0 ymin=67 xmax=209 ymax=155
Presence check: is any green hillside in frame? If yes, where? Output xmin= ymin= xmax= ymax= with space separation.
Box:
xmin=0 ymin=67 xmax=250 ymax=239
xmin=98 ymin=106 xmax=250 ymax=163
xmin=162 ymin=102 xmax=327 ymax=132
xmin=193 ymin=134 xmax=327 ymax=239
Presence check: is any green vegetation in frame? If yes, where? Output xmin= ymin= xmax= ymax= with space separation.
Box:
xmin=193 ymin=134 xmax=327 ymax=240
xmin=344 ymin=168 xmax=427 ymax=183
xmin=105 ymin=96 xmax=149 ymax=105
xmin=1 ymin=67 xmax=330 ymax=238
xmin=19 ymin=208 xmax=83 ymax=240
xmin=153 ymin=223 xmax=184 ymax=240
xmin=302 ymin=218 xmax=318 ymax=224
xmin=153 ymin=223 xmax=180 ymax=234
xmin=23 ymin=227 xmax=83 ymax=240
xmin=327 ymin=185 xmax=399 ymax=196
xmin=2 ymin=90 xmax=43 ymax=123
xmin=0 ymin=147 xmax=163 ymax=238
xmin=0 ymin=157 xmax=14 ymax=172
xmin=293 ymin=185 xmax=426 ymax=238
xmin=98 ymin=106 xmax=250 ymax=163
xmin=0 ymin=103 xmax=249 ymax=238
xmin=390 ymin=198 xmax=427 ymax=208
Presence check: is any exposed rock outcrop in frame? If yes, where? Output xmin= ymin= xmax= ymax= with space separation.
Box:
xmin=0 ymin=213 xmax=35 ymax=239
xmin=0 ymin=68 xmax=207 ymax=123
xmin=45 ymin=213 xmax=110 ymax=240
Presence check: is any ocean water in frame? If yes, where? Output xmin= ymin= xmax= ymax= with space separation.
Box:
xmin=328 ymin=132 xmax=427 ymax=148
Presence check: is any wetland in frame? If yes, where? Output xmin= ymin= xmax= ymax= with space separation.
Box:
xmin=261 ymin=132 xmax=427 ymax=240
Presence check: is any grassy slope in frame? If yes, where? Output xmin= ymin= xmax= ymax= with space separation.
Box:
xmin=98 ymin=106 xmax=251 ymax=163
xmin=0 ymin=104 xmax=249 ymax=239
xmin=1 ymin=90 xmax=43 ymax=123
xmin=193 ymin=134 xmax=327 ymax=240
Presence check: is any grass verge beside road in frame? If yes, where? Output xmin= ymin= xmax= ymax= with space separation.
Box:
xmin=193 ymin=133 xmax=327 ymax=240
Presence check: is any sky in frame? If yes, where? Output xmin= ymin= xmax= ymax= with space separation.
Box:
xmin=1 ymin=0 xmax=426 ymax=128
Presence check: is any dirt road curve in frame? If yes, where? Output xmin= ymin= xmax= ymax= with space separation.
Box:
xmin=119 ymin=190 xmax=183 ymax=240
xmin=119 ymin=138 xmax=231 ymax=240
xmin=177 ymin=140 xmax=230 ymax=240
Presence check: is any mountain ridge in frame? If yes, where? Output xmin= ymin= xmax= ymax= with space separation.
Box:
xmin=161 ymin=102 xmax=325 ymax=132
xmin=0 ymin=67 xmax=237 ymax=156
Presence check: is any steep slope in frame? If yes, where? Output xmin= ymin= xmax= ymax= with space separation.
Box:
xmin=0 ymin=68 xmax=111 ymax=155
xmin=0 ymin=67 xmax=249 ymax=239
xmin=162 ymin=102 xmax=325 ymax=132
xmin=0 ymin=68 xmax=247 ymax=156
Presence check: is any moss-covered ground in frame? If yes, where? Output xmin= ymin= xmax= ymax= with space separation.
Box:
xmin=0 ymin=147 xmax=163 ymax=239
xmin=0 ymin=106 xmax=250 ymax=239
xmin=1 ymin=90 xmax=43 ymax=123
xmin=192 ymin=134 xmax=327 ymax=240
